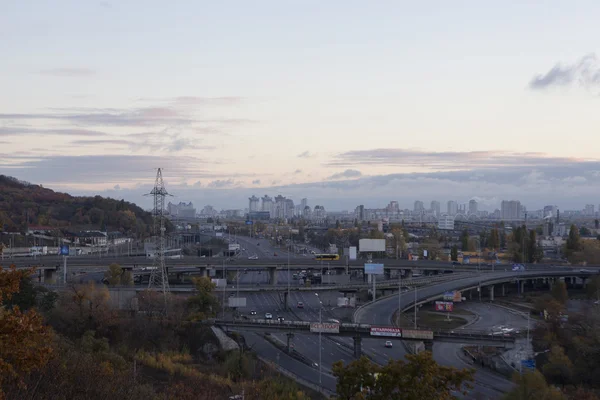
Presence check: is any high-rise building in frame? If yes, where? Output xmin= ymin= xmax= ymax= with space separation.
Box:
xmin=468 ymin=199 xmax=478 ymax=215
xmin=285 ymin=199 xmax=295 ymax=219
xmin=430 ymin=201 xmax=441 ymax=217
xmin=543 ymin=205 xmax=557 ymax=219
xmin=355 ymin=205 xmax=365 ymax=221
xmin=248 ymin=195 xmax=259 ymax=212
xmin=438 ymin=215 xmax=455 ymax=230
xmin=414 ymin=201 xmax=424 ymax=212
xmin=447 ymin=201 xmax=458 ymax=216
xmin=274 ymin=195 xmax=287 ymax=219
xmin=261 ymin=195 xmax=273 ymax=217
xmin=585 ymin=204 xmax=595 ymax=216
xmin=167 ymin=202 xmax=196 ymax=219
xmin=501 ymin=200 xmax=522 ymax=221
xmin=302 ymin=206 xmax=312 ymax=219
xmin=313 ymin=205 xmax=326 ymax=223
xmin=301 ymin=198 xmax=308 ymax=210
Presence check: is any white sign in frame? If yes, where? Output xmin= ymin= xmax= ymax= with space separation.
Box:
xmin=349 ymin=246 xmax=357 ymax=260
xmin=310 ymin=322 xmax=340 ymax=334
xmin=359 ymin=239 xmax=386 ymax=252
xmin=370 ymin=326 xmax=402 ymax=337
xmin=364 ymin=263 xmax=384 ymax=275
xmin=228 ymin=297 xmax=247 ymax=307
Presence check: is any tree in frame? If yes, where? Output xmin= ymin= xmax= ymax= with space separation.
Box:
xmin=187 ymin=276 xmax=219 ymax=321
xmin=503 ymin=370 xmax=566 ymax=400
xmin=103 ymin=263 xmax=133 ymax=286
xmin=550 ymin=281 xmax=568 ymax=305
xmin=566 ymin=225 xmax=582 ymax=259
xmin=460 ymin=229 xmax=470 ymax=251
xmin=542 ymin=345 xmax=573 ymax=387
xmin=596 ymin=219 xmax=599 ymax=230
xmin=489 ymin=229 xmax=500 ymax=250
xmin=580 ymin=227 xmax=592 ymax=236
xmin=451 ymin=245 xmax=459 ymax=262
xmin=333 ymin=352 xmax=474 ymax=400
xmin=586 ymin=276 xmax=600 ymax=301
xmin=527 ymin=230 xmax=543 ymax=263
xmin=0 ymin=266 xmax=53 ymax=397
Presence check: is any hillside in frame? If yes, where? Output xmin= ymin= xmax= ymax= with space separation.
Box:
xmin=0 ymin=175 xmax=155 ymax=236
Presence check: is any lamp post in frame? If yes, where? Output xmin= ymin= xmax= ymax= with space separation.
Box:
xmin=315 ymin=293 xmax=322 ymax=391
xmin=414 ymin=286 xmax=417 ymax=329
xmin=287 ymin=231 xmax=291 ymax=309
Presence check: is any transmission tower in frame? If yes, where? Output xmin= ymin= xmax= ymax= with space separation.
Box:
xmin=146 ymin=168 xmax=172 ymax=305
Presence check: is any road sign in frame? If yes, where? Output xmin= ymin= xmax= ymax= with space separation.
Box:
xmin=364 ymin=263 xmax=384 ymax=275
xmin=443 ymin=291 xmax=454 ymax=301
xmin=228 ymin=297 xmax=247 ymax=308
xmin=59 ymin=245 xmax=69 ymax=256
xmin=521 ymin=359 xmax=536 ymax=370
xmin=245 ymin=220 xmax=253 ymax=225
xmin=310 ymin=322 xmax=339 ymax=334
xmin=370 ymin=326 xmax=402 ymax=337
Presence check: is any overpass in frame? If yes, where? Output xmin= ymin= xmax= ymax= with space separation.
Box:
xmin=213 ymin=318 xmax=516 ymax=358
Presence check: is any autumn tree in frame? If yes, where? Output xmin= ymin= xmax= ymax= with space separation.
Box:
xmin=489 ymin=228 xmax=500 ymax=250
xmin=187 ymin=276 xmax=219 ymax=321
xmin=460 ymin=229 xmax=470 ymax=251
xmin=333 ymin=352 xmax=474 ymax=400
xmin=542 ymin=345 xmax=573 ymax=387
xmin=451 ymin=245 xmax=459 ymax=262
xmin=0 ymin=266 xmax=53 ymax=398
xmin=104 ymin=263 xmax=133 ymax=286
xmin=565 ymin=225 xmax=582 ymax=260
xmin=551 ymin=281 xmax=569 ymax=305
xmin=503 ymin=370 xmax=566 ymax=400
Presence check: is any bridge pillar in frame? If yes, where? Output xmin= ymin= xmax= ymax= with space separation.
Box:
xmin=268 ymin=267 xmax=278 ymax=285
xmin=424 ymin=341 xmax=434 ymax=353
xmin=384 ymin=268 xmax=391 ymax=279
xmin=521 ymin=281 xmax=525 ymax=294
xmin=582 ymin=277 xmax=588 ymax=288
xmin=353 ymin=335 xmax=362 ymax=358
xmin=43 ymin=269 xmax=56 ymax=283
xmin=405 ymin=270 xmax=413 ymax=279
xmin=283 ymin=292 xmax=289 ymax=309
xmin=488 ymin=285 xmax=495 ymax=301
xmin=286 ymin=333 xmax=294 ymax=353
xmin=198 ymin=266 xmax=207 ymax=277
xmin=501 ymin=284 xmax=505 ymax=297
xmin=469 ymin=290 xmax=473 ymax=300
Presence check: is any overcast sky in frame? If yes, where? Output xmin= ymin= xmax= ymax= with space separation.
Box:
xmin=1 ymin=1 xmax=600 ymax=211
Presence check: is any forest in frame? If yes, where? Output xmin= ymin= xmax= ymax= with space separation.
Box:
xmin=0 ymin=175 xmax=155 ymax=237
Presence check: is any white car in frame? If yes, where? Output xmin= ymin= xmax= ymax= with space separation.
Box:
xmin=265 ymin=313 xmax=273 ymax=319
xmin=248 ymin=255 xmax=259 ymax=260
xmin=250 ymin=310 xmax=257 ymax=315
xmin=385 ymin=341 xmax=393 ymax=348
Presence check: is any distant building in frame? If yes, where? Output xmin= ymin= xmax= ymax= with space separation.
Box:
xmin=302 ymin=206 xmax=312 ymax=219
xmin=430 ymin=201 xmax=440 ymax=217
xmin=313 ymin=205 xmax=326 ymax=223
xmin=438 ymin=215 xmax=455 ymax=230
xmin=468 ymin=199 xmax=478 ymax=215
xmin=285 ymin=199 xmax=295 ymax=219
xmin=247 ymin=211 xmax=270 ymax=221
xmin=248 ymin=196 xmax=260 ymax=212
xmin=501 ymin=200 xmax=522 ymax=221
xmin=585 ymin=204 xmax=595 ymax=216
xmin=414 ymin=201 xmax=424 ymax=212
xmin=274 ymin=195 xmax=286 ymax=219
xmin=167 ymin=202 xmax=196 ymax=219
xmin=355 ymin=205 xmax=365 ymax=221
xmin=447 ymin=201 xmax=458 ymax=216
xmin=301 ymin=198 xmax=308 ymax=210
xmin=200 ymin=205 xmax=217 ymax=217
xmin=543 ymin=205 xmax=557 ymax=219
xmin=261 ymin=195 xmax=273 ymax=217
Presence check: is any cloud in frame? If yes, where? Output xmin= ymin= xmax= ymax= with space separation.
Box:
xmin=327 ymin=169 xmax=362 ymax=180
xmin=294 ymin=169 xmax=302 ymax=174
xmin=138 ymin=96 xmax=245 ymax=106
xmin=0 ymin=127 xmax=108 ymax=137
xmin=252 ymin=179 xmax=261 ymax=185
xmin=39 ymin=68 xmax=96 ymax=77
xmin=329 ymin=148 xmax=581 ymax=171
xmin=297 ymin=151 xmax=314 ymax=158
xmin=529 ymin=53 xmax=600 ymax=90
xmin=207 ymin=179 xmax=237 ymax=188
xmin=113 ymin=184 xmax=121 ymax=190
xmin=70 ymin=139 xmax=134 ymax=146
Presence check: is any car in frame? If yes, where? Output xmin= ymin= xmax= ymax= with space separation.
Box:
xmin=451 ymin=261 xmax=461 ymax=266
xmin=297 ymin=302 xmax=304 ymax=308
xmin=579 ymin=269 xmax=593 ymax=273
xmin=384 ymin=341 xmax=393 ymax=348
xmin=277 ymin=316 xmax=285 ymax=322
xmin=265 ymin=313 xmax=272 ymax=319
xmin=250 ymin=310 xmax=257 ymax=315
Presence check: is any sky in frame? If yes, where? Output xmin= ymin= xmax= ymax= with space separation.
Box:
xmin=1 ymin=1 xmax=600 ymax=212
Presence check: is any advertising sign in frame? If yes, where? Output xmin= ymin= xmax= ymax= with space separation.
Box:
xmin=359 ymin=239 xmax=386 ymax=252
xmin=453 ymin=291 xmax=462 ymax=302
xmin=228 ymin=297 xmax=247 ymax=308
xmin=401 ymin=329 xmax=434 ymax=340
xmin=59 ymin=245 xmax=69 ymax=256
xmin=435 ymin=301 xmax=454 ymax=312
xmin=423 ymin=249 xmax=428 ymax=258
xmin=443 ymin=291 xmax=454 ymax=301
xmin=310 ymin=322 xmax=340 ymax=334
xmin=245 ymin=220 xmax=253 ymax=225
xmin=370 ymin=326 xmax=402 ymax=337
xmin=364 ymin=263 xmax=384 ymax=275
xmin=349 ymin=246 xmax=357 ymax=260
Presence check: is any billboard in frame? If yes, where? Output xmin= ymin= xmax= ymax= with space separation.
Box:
xmin=349 ymin=246 xmax=357 ymax=260
xmin=364 ymin=263 xmax=384 ymax=275
xmin=310 ymin=322 xmax=340 ymax=333
xmin=370 ymin=326 xmax=402 ymax=337
xmin=443 ymin=291 xmax=454 ymax=301
xmin=401 ymin=329 xmax=434 ymax=340
xmin=453 ymin=291 xmax=462 ymax=303
xmin=423 ymin=249 xmax=428 ymax=258
xmin=59 ymin=245 xmax=69 ymax=256
xmin=337 ymin=297 xmax=357 ymax=308
xmin=359 ymin=239 xmax=385 ymax=252
xmin=245 ymin=220 xmax=253 ymax=225
xmin=228 ymin=297 xmax=247 ymax=308
xmin=211 ymin=278 xmax=227 ymax=288
xmin=435 ymin=301 xmax=454 ymax=312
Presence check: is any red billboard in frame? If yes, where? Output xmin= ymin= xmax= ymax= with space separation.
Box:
xmin=370 ymin=326 xmax=402 ymax=337
xmin=434 ymin=301 xmax=454 ymax=312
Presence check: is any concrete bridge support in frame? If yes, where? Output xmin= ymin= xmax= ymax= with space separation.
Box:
xmin=520 ymin=280 xmax=525 ymax=294
xmin=286 ymin=333 xmax=294 ymax=353
xmin=353 ymin=335 xmax=362 ymax=358
xmin=501 ymin=284 xmax=505 ymax=297
xmin=488 ymin=285 xmax=495 ymax=301
xmin=268 ymin=267 xmax=278 ymax=285
xmin=405 ymin=270 xmax=413 ymax=279
xmin=424 ymin=341 xmax=434 ymax=353
xmin=43 ymin=269 xmax=56 ymax=283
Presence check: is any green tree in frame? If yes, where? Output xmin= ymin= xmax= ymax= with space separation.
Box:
xmin=550 ymin=281 xmax=568 ymax=305
xmin=187 ymin=276 xmax=219 ymax=321
xmin=103 ymin=263 xmax=133 ymax=286
xmin=489 ymin=228 xmax=500 ymax=250
xmin=527 ymin=230 xmax=543 ymax=263
xmin=460 ymin=229 xmax=470 ymax=251
xmin=595 ymin=219 xmax=599 ymax=230
xmin=586 ymin=276 xmax=600 ymax=301
xmin=565 ymin=224 xmax=582 ymax=259
xmin=580 ymin=227 xmax=591 ymax=236
xmin=503 ymin=370 xmax=566 ymax=400
xmin=333 ymin=352 xmax=474 ymax=400
xmin=451 ymin=245 xmax=459 ymax=262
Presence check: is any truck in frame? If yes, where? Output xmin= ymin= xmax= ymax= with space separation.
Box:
xmin=30 ymin=246 xmax=48 ymax=256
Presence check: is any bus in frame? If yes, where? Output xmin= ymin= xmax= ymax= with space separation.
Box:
xmin=314 ymin=254 xmax=340 ymax=261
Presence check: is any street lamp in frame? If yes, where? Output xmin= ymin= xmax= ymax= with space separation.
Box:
xmin=315 ymin=292 xmax=322 ymax=390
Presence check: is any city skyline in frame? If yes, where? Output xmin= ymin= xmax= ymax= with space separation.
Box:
xmin=2 ymin=2 xmax=600 ymax=210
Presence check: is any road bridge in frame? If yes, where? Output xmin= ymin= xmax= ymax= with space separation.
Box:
xmin=214 ymin=319 xmax=515 ymax=358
